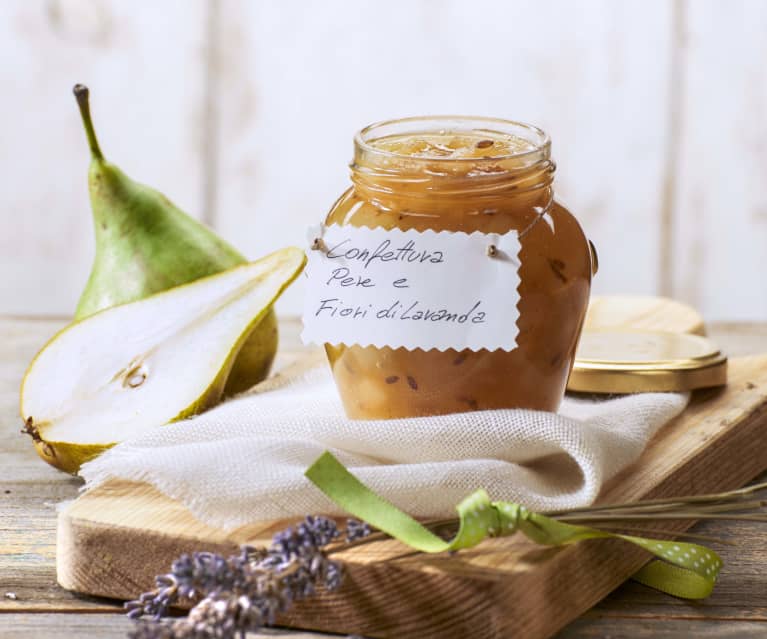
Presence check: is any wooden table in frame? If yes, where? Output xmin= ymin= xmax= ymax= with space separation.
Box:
xmin=2 ymin=317 xmax=767 ymax=639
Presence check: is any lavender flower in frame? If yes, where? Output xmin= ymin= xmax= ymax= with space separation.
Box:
xmin=345 ymin=518 xmax=372 ymax=542
xmin=126 ymin=516 xmax=371 ymax=639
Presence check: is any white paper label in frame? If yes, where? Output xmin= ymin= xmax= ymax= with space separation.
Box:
xmin=301 ymin=224 xmax=521 ymax=351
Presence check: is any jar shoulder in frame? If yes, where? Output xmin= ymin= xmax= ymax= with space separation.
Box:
xmin=325 ymin=188 xmax=593 ymax=277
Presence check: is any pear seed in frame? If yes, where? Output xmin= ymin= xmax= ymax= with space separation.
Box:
xmin=127 ymin=372 xmax=147 ymax=388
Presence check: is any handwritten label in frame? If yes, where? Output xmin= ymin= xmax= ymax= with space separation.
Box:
xmin=301 ymin=224 xmax=521 ymax=351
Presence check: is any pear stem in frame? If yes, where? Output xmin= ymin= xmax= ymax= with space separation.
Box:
xmin=73 ymin=84 xmax=104 ymax=161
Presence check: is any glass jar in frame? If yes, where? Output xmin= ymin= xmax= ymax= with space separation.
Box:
xmin=323 ymin=116 xmax=595 ymax=419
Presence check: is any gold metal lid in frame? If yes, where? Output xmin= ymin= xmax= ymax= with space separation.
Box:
xmin=568 ymin=330 xmax=728 ymax=394
xmin=584 ymin=295 xmax=706 ymax=336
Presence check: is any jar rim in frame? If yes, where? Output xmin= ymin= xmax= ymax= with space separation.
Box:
xmin=354 ymin=115 xmax=551 ymax=164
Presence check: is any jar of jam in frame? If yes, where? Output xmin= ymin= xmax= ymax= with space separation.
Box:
xmin=323 ymin=116 xmax=595 ymax=419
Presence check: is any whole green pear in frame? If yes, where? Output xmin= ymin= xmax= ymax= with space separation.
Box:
xmin=72 ymin=84 xmax=276 ymax=396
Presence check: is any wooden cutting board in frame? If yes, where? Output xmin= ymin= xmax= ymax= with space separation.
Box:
xmin=57 ymin=354 xmax=767 ymax=639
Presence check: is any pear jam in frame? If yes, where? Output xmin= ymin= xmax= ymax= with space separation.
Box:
xmin=323 ymin=117 xmax=595 ymax=419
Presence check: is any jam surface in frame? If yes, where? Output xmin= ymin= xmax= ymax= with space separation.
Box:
xmin=370 ymin=131 xmax=537 ymax=159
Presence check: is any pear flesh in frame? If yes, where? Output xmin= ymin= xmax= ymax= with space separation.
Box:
xmin=72 ymin=84 xmax=276 ymax=397
xmin=21 ymin=248 xmax=306 ymax=474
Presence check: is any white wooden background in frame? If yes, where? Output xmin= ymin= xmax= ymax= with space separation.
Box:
xmin=1 ymin=0 xmax=766 ymax=320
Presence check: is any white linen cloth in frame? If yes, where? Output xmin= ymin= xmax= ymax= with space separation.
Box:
xmin=80 ymin=352 xmax=689 ymax=530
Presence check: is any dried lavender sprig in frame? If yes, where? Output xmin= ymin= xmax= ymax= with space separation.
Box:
xmin=127 ymin=516 xmax=371 ymax=639
xmin=544 ymin=481 xmax=767 ymax=516
xmin=581 ymin=525 xmax=736 ymax=545
xmin=125 ymin=545 xmax=267 ymax=620
xmin=559 ymin=512 xmax=767 ymax=523
xmin=345 ymin=518 xmax=372 ymax=542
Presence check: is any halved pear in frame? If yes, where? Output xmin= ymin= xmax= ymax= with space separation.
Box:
xmin=20 ymin=247 xmax=306 ymax=474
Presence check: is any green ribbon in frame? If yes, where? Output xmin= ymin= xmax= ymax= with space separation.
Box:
xmin=305 ymin=451 xmax=721 ymax=599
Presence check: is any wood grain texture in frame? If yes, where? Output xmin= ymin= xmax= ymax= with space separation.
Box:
xmin=593 ymin=520 xmax=767 ymax=612
xmin=213 ymin=0 xmax=673 ymax=316
xmin=2 ymin=614 xmax=765 ymax=639
xmin=3 ymin=317 xmax=767 ymax=638
xmin=57 ymin=354 xmax=767 ymax=639
xmin=670 ymin=1 xmax=767 ymax=321
xmin=562 ymin=617 xmax=767 ymax=638
xmin=4 ymin=2 xmax=767 ymax=321
xmin=0 ymin=614 xmax=319 ymax=639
